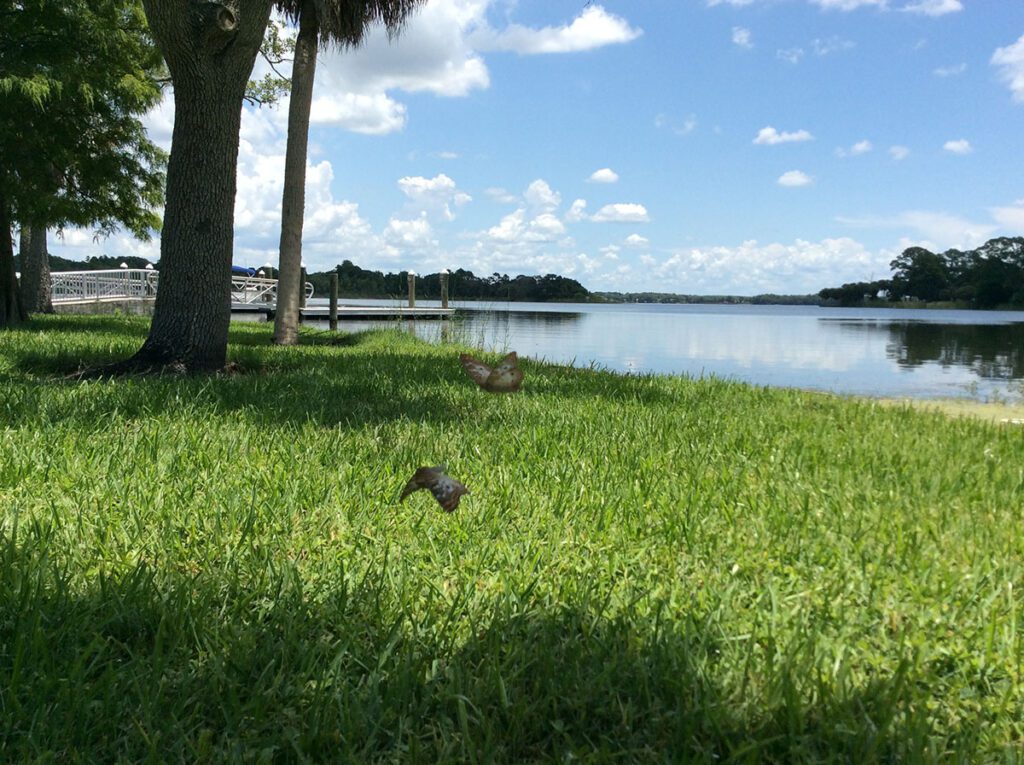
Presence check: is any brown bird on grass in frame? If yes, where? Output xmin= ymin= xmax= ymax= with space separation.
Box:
xmin=399 ymin=465 xmax=469 ymax=512
xmin=459 ymin=351 xmax=523 ymax=393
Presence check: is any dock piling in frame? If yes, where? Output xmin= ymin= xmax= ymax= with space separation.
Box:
xmin=440 ymin=270 xmax=449 ymax=309
xmin=329 ymin=272 xmax=338 ymax=331
xmin=407 ymin=272 xmax=416 ymax=308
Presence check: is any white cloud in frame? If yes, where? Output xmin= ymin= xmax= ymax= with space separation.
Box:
xmin=657 ymin=237 xmax=884 ymax=296
xmin=655 ymin=113 xmax=697 ymax=135
xmin=397 ymin=173 xmax=472 ymax=220
xmin=777 ymin=170 xmax=814 ymax=187
xmin=732 ymin=27 xmax=753 ymax=48
xmin=530 ymin=213 xmax=568 ymax=239
xmin=943 ymin=138 xmax=972 ymax=154
xmin=311 ymin=0 xmax=490 ymax=130
xmin=991 ymin=35 xmax=1024 ymax=103
xmin=142 ymin=97 xmax=175 ymax=151
xmin=836 ymin=210 xmax=996 ymax=250
xmin=810 ymin=0 xmax=886 ymax=10
xmin=625 ymin=234 xmax=649 ymax=247
xmin=991 ymin=199 xmax=1024 ymax=231
xmin=524 ymin=179 xmax=561 ymax=211
xmin=234 ymin=143 xmax=394 ymax=272
xmin=837 ymin=139 xmax=872 ymax=157
xmin=485 ymin=187 xmax=518 ymax=204
xmin=889 ymin=145 xmax=910 ymax=160
xmin=710 ymin=0 xmax=960 ymax=13
xmin=777 ymin=48 xmax=805 ymax=64
xmin=384 ymin=213 xmax=438 ymax=250
xmin=932 ymin=62 xmax=966 ymax=77
xmin=481 ymin=207 xmax=567 ymax=246
xmin=575 ymin=253 xmax=602 ymax=274
xmin=566 ymin=199 xmax=589 ymax=222
xmin=753 ymin=126 xmax=814 ymax=145
xmin=811 ymin=36 xmax=855 ymax=55
xmin=902 ymin=0 xmax=962 ymax=16
xmin=483 ymin=210 xmax=528 ymax=244
xmin=588 ymin=168 xmax=619 ymax=184
xmin=48 ymin=227 xmax=161 ymax=264
xmin=473 ymin=5 xmax=642 ymax=54
xmin=591 ymin=203 xmax=651 ymax=223
xmin=309 ymin=92 xmax=408 ymax=134
xmin=309 ymin=1 xmax=642 ymax=136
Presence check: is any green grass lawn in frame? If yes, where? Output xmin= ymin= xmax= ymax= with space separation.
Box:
xmin=1 ymin=315 xmax=1022 ymax=763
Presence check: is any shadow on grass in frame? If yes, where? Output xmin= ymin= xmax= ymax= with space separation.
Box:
xmin=0 ymin=547 xmax=967 ymax=763
xmin=24 ymin=314 xmax=154 ymax=338
xmin=4 ymin=321 xmax=682 ymax=430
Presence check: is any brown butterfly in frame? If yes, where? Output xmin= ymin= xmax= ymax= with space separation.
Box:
xmin=459 ymin=351 xmax=523 ymax=393
xmin=399 ymin=465 xmax=469 ymax=512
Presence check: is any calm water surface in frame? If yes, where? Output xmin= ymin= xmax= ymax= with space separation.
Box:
xmin=299 ymin=300 xmax=1024 ymax=402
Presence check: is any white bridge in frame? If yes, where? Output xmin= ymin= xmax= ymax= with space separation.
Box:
xmin=49 ymin=269 xmax=314 ymax=309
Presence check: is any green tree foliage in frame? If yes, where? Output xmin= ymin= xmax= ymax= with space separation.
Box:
xmin=819 ymin=237 xmax=1024 ymax=309
xmin=595 ymin=291 xmax=820 ymax=305
xmin=818 ymin=280 xmax=892 ymax=307
xmin=888 ymin=247 xmax=950 ymax=303
xmin=246 ymin=19 xmax=295 ymax=107
xmin=0 ymin=0 xmax=166 ymax=327
xmin=306 ymin=260 xmax=592 ymax=302
xmin=14 ymin=251 xmax=155 ymax=272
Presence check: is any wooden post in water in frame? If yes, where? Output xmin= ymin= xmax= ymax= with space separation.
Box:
xmin=407 ymin=271 xmax=416 ymax=308
xmin=329 ymin=272 xmax=338 ymax=331
xmin=440 ymin=269 xmax=449 ymax=309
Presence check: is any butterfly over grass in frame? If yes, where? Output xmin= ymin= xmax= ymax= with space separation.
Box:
xmin=459 ymin=351 xmax=523 ymax=393
xmin=399 ymin=465 xmax=469 ymax=512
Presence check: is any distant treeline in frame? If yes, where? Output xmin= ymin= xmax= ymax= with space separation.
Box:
xmin=15 ymin=252 xmax=154 ymax=271
xmin=307 ymin=260 xmax=591 ymax=302
xmin=594 ymin=291 xmax=819 ymax=305
xmin=819 ymin=237 xmax=1024 ymax=309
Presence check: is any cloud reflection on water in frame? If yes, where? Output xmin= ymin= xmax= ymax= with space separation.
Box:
xmin=304 ymin=301 xmax=1024 ymax=401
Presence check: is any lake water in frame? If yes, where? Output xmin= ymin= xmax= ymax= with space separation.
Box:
xmin=297 ymin=299 xmax=1024 ymax=402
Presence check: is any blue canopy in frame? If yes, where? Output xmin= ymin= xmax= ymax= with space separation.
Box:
xmin=232 ymin=265 xmax=257 ymax=276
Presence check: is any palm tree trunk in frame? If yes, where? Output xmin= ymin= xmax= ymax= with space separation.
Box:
xmin=273 ymin=0 xmax=318 ymax=346
xmin=0 ymin=191 xmax=26 ymax=329
xmin=20 ymin=226 xmax=53 ymax=314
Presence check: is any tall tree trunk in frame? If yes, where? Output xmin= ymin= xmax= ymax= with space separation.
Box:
xmin=132 ymin=85 xmax=244 ymax=370
xmin=20 ymin=226 xmax=53 ymax=314
xmin=273 ymin=0 xmax=318 ymax=346
xmin=0 ymin=193 xmax=26 ymax=329
xmin=120 ymin=0 xmax=271 ymax=373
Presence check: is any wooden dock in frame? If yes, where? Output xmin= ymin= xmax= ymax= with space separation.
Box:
xmin=48 ymin=268 xmax=456 ymax=322
xmin=232 ymin=304 xmax=455 ymax=320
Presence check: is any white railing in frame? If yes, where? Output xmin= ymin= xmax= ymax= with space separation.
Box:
xmin=51 ymin=269 xmax=157 ymax=303
xmin=229 ymin=275 xmax=314 ymax=304
xmin=231 ymin=274 xmax=278 ymax=305
xmin=50 ymin=269 xmax=314 ymax=306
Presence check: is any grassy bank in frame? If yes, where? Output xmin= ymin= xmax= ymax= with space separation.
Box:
xmin=1 ymin=315 xmax=1022 ymax=762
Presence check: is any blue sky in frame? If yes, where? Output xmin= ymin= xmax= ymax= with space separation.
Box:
xmin=50 ymin=0 xmax=1024 ymax=295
